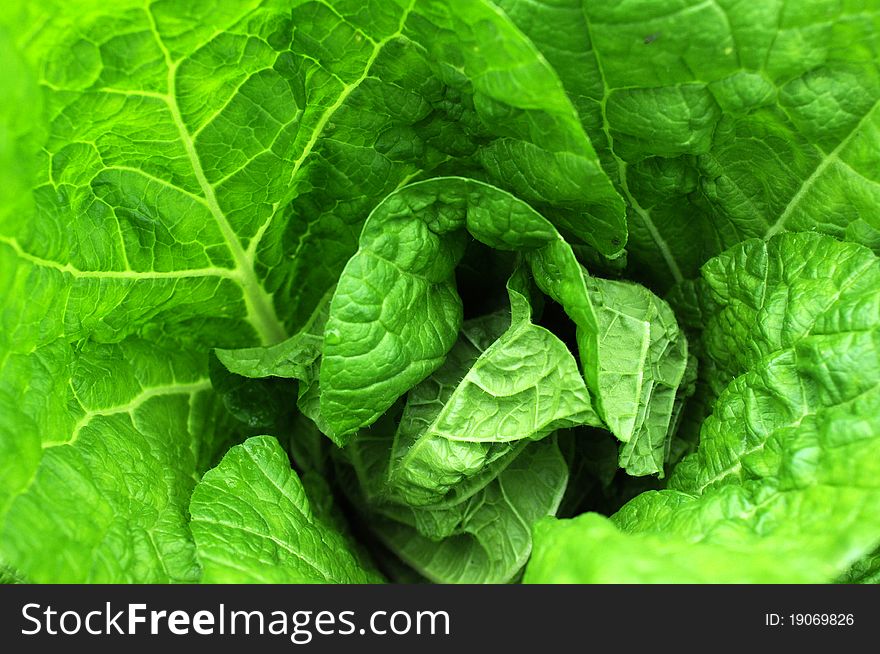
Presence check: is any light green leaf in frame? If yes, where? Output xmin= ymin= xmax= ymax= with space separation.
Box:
xmin=0 ymin=24 xmax=38 ymax=224
xmin=0 ymin=339 xmax=232 ymax=583
xmin=497 ymin=0 xmax=880 ymax=287
xmin=190 ymin=436 xmax=381 ymax=583
xmin=525 ymin=513 xmax=830 ymax=584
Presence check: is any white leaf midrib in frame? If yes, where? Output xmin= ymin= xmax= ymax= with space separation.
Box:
xmin=765 ymin=98 xmax=880 ymax=238
xmin=581 ymin=8 xmax=685 ymax=284
xmin=163 ymin=60 xmax=287 ymax=345
xmin=58 ymin=378 xmax=213 ymax=448
xmin=144 ymin=5 xmax=287 ymax=345
xmin=247 ymin=0 xmax=419 ymax=262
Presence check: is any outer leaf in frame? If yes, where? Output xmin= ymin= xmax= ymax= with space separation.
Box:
xmin=497 ymin=0 xmax=880 ymax=287
xmin=0 ymin=339 xmax=232 ymax=583
xmin=525 ymin=513 xmax=829 ymax=584
xmin=0 ymin=35 xmax=238 ymax=579
xmin=2 ymin=0 xmax=624 ymax=351
xmin=699 ymin=232 xmax=880 ymax=390
xmin=670 ymin=235 xmax=880 ymax=495
xmin=190 ymin=436 xmax=381 ymax=583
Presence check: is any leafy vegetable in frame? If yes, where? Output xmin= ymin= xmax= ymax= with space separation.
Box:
xmin=318 ymin=176 xmax=609 ymax=444
xmin=1 ymin=0 xmax=878 ymax=585
xmin=190 ymin=436 xmax=381 ymax=583
xmin=527 ymin=234 xmax=880 ymax=583
xmin=496 ymin=0 xmax=880 ymax=287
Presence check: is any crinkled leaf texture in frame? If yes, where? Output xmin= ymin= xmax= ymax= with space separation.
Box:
xmin=213 ymin=180 xmax=688 ymax=582
xmin=0 ymin=0 xmax=626 ymax=584
xmin=0 ymin=340 xmax=231 ymax=583
xmin=317 ymin=176 xmax=590 ymax=441
xmin=373 ymin=270 xmax=596 ymax=506
xmin=526 ymin=234 xmax=880 ymax=583
xmin=318 ymin=177 xmax=678 ymax=448
xmin=4 ymin=0 xmax=876 ymax=587
xmin=587 ymin=277 xmax=688 ymax=475
xmin=498 ymin=0 xmax=880 ymax=287
xmin=330 ymin=275 xmax=579 ymax=583
xmin=344 ymin=433 xmax=569 ymax=584
xmin=219 ymin=177 xmax=681 ymax=456
xmin=190 ymin=436 xmax=381 ymax=583
xmin=325 ymin=271 xmax=580 ymax=582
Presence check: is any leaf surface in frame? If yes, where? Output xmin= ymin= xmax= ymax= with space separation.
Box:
xmin=190 ymin=436 xmax=381 ymax=583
